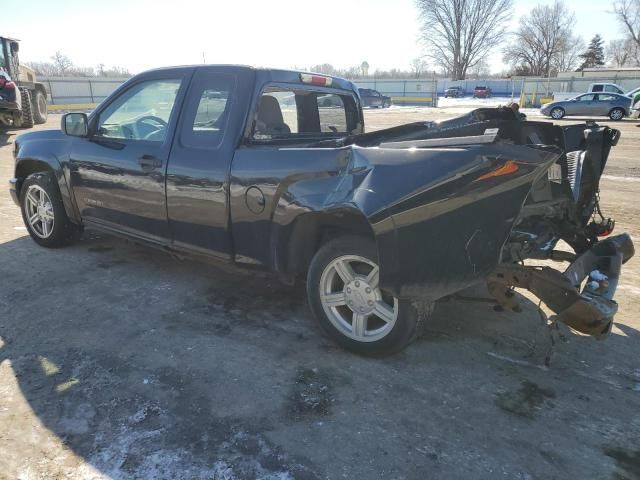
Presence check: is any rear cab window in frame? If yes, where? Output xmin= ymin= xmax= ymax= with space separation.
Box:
xmin=251 ymin=85 xmax=361 ymax=142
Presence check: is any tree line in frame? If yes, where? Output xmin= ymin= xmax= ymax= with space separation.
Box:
xmin=26 ymin=51 xmax=131 ymax=78
xmin=417 ymin=0 xmax=640 ymax=80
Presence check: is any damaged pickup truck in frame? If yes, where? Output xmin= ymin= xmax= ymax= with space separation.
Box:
xmin=9 ymin=66 xmax=634 ymax=355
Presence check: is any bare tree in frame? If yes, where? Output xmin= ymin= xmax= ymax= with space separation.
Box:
xmin=416 ymin=0 xmax=513 ymax=80
xmin=503 ymin=1 xmax=581 ymax=76
xmin=410 ymin=57 xmax=428 ymax=78
xmin=607 ymin=38 xmax=640 ymax=66
xmin=554 ymin=35 xmax=584 ymax=73
xmin=50 ymin=51 xmax=73 ymax=76
xmin=613 ymin=0 xmax=640 ymax=46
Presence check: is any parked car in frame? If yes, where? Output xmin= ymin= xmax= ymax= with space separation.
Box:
xmin=472 ymin=86 xmax=492 ymax=98
xmin=358 ymin=88 xmax=391 ymax=108
xmin=540 ymin=92 xmax=632 ymax=120
xmin=444 ymin=86 xmax=465 ymax=98
xmin=552 ymin=83 xmax=627 ymax=103
xmin=10 ymin=66 xmax=633 ymax=355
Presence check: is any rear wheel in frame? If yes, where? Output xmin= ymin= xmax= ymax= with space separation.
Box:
xmin=609 ymin=108 xmax=625 ymax=121
xmin=307 ymin=236 xmax=428 ymax=356
xmin=550 ymin=107 xmax=565 ymax=119
xmin=20 ymin=172 xmax=82 ymax=247
xmin=19 ymin=89 xmax=34 ymax=128
xmin=32 ymin=89 xmax=48 ymax=124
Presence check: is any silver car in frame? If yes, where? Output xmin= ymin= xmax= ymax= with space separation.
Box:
xmin=540 ymin=93 xmax=632 ymax=120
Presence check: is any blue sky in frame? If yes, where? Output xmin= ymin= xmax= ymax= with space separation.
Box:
xmin=4 ymin=0 xmax=626 ymax=74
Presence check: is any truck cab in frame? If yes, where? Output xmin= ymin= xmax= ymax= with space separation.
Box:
xmin=589 ymin=83 xmax=625 ymax=95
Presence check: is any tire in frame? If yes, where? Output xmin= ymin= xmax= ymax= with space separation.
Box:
xmin=609 ymin=108 xmax=625 ymax=121
xmin=19 ymin=89 xmax=34 ymax=128
xmin=32 ymin=89 xmax=48 ymax=124
xmin=550 ymin=107 xmax=565 ymax=119
xmin=20 ymin=172 xmax=82 ymax=248
xmin=307 ymin=236 xmax=428 ymax=356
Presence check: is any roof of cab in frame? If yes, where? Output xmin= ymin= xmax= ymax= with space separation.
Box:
xmin=137 ymin=64 xmax=357 ymax=92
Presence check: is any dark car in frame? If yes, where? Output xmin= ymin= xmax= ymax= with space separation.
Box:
xmin=358 ymin=88 xmax=391 ymax=108
xmin=9 ymin=66 xmax=633 ymax=356
xmin=473 ymin=85 xmax=492 ymax=98
xmin=444 ymin=86 xmax=465 ymax=98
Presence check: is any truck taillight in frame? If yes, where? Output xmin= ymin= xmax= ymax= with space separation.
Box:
xmin=300 ymin=73 xmax=333 ymax=87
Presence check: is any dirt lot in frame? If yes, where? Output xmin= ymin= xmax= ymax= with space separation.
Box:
xmin=0 ymin=110 xmax=639 ymax=480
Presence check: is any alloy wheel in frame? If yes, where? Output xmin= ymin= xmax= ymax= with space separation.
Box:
xmin=319 ymin=255 xmax=398 ymax=342
xmin=24 ymin=185 xmax=55 ymax=239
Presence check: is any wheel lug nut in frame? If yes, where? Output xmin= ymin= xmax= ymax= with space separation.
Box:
xmin=368 ymin=300 xmax=373 ymax=306
xmin=346 ymin=287 xmax=351 ymax=293
xmin=360 ymin=307 xmax=365 ymax=312
xmin=355 ymin=281 xmax=360 ymax=287
xmin=365 ymin=287 xmax=371 ymax=294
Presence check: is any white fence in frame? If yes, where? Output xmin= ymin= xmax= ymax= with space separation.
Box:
xmin=40 ymin=76 xmax=129 ymax=106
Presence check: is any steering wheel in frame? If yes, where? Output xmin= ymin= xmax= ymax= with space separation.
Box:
xmin=135 ymin=115 xmax=168 ymax=140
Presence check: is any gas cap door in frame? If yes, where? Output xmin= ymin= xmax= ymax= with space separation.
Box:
xmin=245 ymin=186 xmax=266 ymax=214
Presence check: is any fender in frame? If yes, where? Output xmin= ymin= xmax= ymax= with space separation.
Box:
xmin=13 ymin=131 xmax=81 ymax=224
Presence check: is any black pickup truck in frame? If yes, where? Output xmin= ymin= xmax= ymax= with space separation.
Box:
xmin=9 ymin=65 xmax=634 ymax=355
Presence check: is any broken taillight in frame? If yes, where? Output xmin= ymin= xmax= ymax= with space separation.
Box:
xmin=475 ymin=160 xmax=519 ymax=181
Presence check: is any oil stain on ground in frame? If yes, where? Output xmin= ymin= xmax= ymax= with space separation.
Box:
xmin=495 ymin=380 xmax=556 ymax=418
xmin=605 ymin=447 xmax=640 ymax=480
xmin=287 ymin=367 xmax=334 ymax=420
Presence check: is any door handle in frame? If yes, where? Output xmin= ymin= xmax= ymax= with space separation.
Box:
xmin=138 ymin=154 xmax=163 ymax=170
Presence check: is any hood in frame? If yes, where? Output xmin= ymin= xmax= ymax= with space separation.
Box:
xmin=16 ymin=128 xmax=65 ymax=143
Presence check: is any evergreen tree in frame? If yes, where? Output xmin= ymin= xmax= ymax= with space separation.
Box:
xmin=578 ymin=34 xmax=606 ymax=70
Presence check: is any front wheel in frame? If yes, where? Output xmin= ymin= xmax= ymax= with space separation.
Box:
xmin=550 ymin=107 xmax=565 ymax=119
xmin=20 ymin=172 xmax=82 ymax=247
xmin=307 ymin=236 xmax=428 ymax=356
xmin=609 ymin=108 xmax=625 ymax=121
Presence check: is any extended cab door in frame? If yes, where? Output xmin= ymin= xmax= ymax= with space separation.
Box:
xmin=229 ymin=81 xmax=363 ymax=268
xmin=68 ymin=71 xmax=190 ymax=243
xmin=165 ymin=66 xmax=255 ymax=259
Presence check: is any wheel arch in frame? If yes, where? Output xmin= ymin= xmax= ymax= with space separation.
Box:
xmin=276 ymin=208 xmax=377 ymax=276
xmin=15 ymin=157 xmax=80 ymax=224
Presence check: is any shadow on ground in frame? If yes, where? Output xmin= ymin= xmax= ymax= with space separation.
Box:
xmin=0 ymin=233 xmax=639 ymax=479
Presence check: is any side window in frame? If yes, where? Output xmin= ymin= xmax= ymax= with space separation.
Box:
xmin=592 ymin=85 xmax=604 ymax=92
xmin=180 ymin=71 xmax=234 ymax=149
xmin=317 ymin=94 xmax=347 ymax=133
xmin=598 ymin=94 xmax=616 ymax=101
xmin=578 ymin=94 xmax=595 ymax=101
xmin=254 ymin=91 xmax=298 ymax=139
xmin=253 ymin=86 xmax=359 ymax=140
xmin=96 ymin=79 xmax=182 ymax=142
xmin=605 ymin=85 xmax=623 ymax=94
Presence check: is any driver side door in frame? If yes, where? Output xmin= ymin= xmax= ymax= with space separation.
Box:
xmin=69 ymin=72 xmax=189 ymax=244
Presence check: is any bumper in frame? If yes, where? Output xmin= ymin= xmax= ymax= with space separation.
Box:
xmin=631 ymin=109 xmax=640 ymax=119
xmin=0 ymin=98 xmax=20 ymax=112
xmin=488 ymin=234 xmax=635 ymax=337
xmin=9 ymin=177 xmax=20 ymax=206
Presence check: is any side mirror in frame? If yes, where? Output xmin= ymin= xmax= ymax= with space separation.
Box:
xmin=61 ymin=112 xmax=89 ymax=137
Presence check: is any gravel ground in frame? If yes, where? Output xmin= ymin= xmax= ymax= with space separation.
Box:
xmin=0 ymin=110 xmax=639 ymax=480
